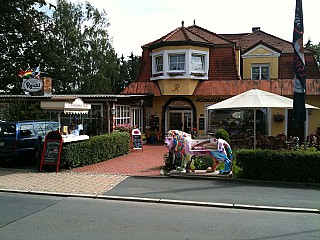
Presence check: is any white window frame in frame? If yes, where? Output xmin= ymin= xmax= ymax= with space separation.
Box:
xmin=191 ymin=54 xmax=205 ymax=72
xmin=155 ymin=55 xmax=163 ymax=73
xmin=131 ymin=107 xmax=143 ymax=131
xmin=168 ymin=53 xmax=185 ymax=71
xmin=151 ymin=49 xmax=209 ymax=80
xmin=251 ymin=64 xmax=270 ymax=80
xmin=115 ymin=105 xmax=130 ymax=126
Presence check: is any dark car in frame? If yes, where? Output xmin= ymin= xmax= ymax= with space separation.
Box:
xmin=0 ymin=120 xmax=59 ymax=163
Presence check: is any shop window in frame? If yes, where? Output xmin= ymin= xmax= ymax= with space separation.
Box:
xmin=115 ymin=105 xmax=130 ymax=126
xmin=251 ymin=64 xmax=270 ymax=80
xmin=207 ymin=109 xmax=267 ymax=137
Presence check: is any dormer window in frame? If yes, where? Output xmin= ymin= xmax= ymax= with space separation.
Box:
xmin=251 ymin=64 xmax=270 ymax=80
xmin=169 ymin=54 xmax=185 ymax=71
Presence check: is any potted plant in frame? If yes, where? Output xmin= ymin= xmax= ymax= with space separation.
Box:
xmin=273 ymin=113 xmax=285 ymax=122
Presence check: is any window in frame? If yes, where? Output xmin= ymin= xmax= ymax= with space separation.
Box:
xmin=155 ymin=55 xmax=163 ymax=72
xmin=115 ymin=105 xmax=130 ymax=126
xmin=20 ymin=124 xmax=35 ymax=137
xmin=191 ymin=54 xmax=205 ymax=71
xmin=169 ymin=54 xmax=185 ymax=71
xmin=251 ymin=65 xmax=270 ymax=80
xmin=131 ymin=107 xmax=143 ymax=131
xmin=89 ymin=104 xmax=103 ymax=118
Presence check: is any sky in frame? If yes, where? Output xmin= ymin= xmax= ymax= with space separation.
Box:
xmin=48 ymin=0 xmax=320 ymax=58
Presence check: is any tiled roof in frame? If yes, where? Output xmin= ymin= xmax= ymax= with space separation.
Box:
xmin=193 ymin=79 xmax=320 ymax=96
xmin=143 ymin=25 xmax=233 ymax=49
xmin=120 ymin=81 xmax=162 ymax=96
xmin=222 ymin=30 xmax=314 ymax=54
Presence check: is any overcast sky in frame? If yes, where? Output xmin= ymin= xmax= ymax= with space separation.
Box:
xmin=48 ymin=0 xmax=320 ymax=58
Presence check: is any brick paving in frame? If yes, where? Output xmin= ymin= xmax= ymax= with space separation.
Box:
xmin=0 ymin=143 xmax=168 ymax=195
xmin=71 ymin=143 xmax=167 ymax=176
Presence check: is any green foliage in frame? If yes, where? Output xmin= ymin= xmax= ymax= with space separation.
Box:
xmin=235 ymin=149 xmax=320 ymax=183
xmin=194 ymin=156 xmax=212 ymax=170
xmin=61 ymin=132 xmax=130 ymax=169
xmin=0 ymin=0 xmax=141 ymax=95
xmin=86 ymin=113 xmax=104 ymax=136
xmin=306 ymin=39 xmax=320 ymax=63
xmin=0 ymin=0 xmax=49 ymax=94
xmin=0 ymin=99 xmax=45 ymax=120
xmin=215 ymin=128 xmax=230 ymax=142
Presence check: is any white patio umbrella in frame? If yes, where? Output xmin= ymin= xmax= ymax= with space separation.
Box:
xmin=207 ymin=88 xmax=319 ymax=148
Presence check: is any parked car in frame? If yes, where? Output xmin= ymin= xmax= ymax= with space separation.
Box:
xmin=0 ymin=120 xmax=59 ymax=163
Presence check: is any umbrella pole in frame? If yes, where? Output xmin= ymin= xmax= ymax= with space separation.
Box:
xmin=254 ymin=109 xmax=256 ymax=149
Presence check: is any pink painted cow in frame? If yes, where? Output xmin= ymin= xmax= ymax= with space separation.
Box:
xmin=164 ymin=130 xmax=233 ymax=173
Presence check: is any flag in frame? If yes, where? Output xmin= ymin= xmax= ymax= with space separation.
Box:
xmin=17 ymin=70 xmax=25 ymax=77
xmin=35 ymin=65 xmax=40 ymax=78
xmin=21 ymin=69 xmax=33 ymax=78
xmin=292 ymin=0 xmax=306 ymax=129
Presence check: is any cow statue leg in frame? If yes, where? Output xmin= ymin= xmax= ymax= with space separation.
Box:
xmin=208 ymin=151 xmax=232 ymax=174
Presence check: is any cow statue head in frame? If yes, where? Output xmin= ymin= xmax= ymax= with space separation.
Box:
xmin=164 ymin=130 xmax=193 ymax=170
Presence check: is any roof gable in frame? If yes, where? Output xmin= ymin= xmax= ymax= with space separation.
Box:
xmin=242 ymin=43 xmax=281 ymax=57
xmin=143 ymin=25 xmax=233 ymax=49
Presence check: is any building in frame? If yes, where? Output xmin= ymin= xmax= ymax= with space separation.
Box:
xmin=120 ymin=23 xmax=320 ymax=142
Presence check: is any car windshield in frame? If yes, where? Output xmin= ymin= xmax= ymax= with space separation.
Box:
xmin=0 ymin=124 xmax=16 ymax=137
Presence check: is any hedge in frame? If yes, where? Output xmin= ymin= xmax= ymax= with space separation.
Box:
xmin=235 ymin=149 xmax=320 ymax=183
xmin=60 ymin=132 xmax=130 ymax=169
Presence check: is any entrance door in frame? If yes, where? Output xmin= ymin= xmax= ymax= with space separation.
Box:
xmin=168 ymin=111 xmax=192 ymax=133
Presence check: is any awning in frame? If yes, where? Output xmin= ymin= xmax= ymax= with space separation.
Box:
xmin=41 ymin=98 xmax=91 ymax=114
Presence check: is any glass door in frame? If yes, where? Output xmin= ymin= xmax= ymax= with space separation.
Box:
xmin=168 ymin=110 xmax=192 ymax=133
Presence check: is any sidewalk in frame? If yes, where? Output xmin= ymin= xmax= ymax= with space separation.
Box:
xmin=70 ymin=143 xmax=167 ymax=176
xmin=0 ymin=143 xmax=168 ymax=195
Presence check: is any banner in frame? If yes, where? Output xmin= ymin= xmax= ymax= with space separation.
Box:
xmin=292 ymin=0 xmax=306 ymax=129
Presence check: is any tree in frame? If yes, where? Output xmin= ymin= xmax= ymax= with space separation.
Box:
xmin=115 ymin=53 xmax=141 ymax=94
xmin=43 ymin=0 xmax=120 ymax=94
xmin=305 ymin=39 xmax=320 ymax=64
xmin=0 ymin=0 xmax=48 ymax=94
xmin=0 ymin=99 xmax=45 ymax=120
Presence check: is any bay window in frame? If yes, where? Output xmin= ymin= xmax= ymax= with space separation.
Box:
xmin=191 ymin=54 xmax=205 ymax=72
xmin=169 ymin=54 xmax=185 ymax=71
xmin=155 ymin=55 xmax=163 ymax=72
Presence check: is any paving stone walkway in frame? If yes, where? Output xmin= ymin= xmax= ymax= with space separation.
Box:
xmin=0 ymin=143 xmax=168 ymax=195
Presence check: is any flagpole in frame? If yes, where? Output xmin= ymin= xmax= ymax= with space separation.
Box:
xmin=292 ymin=0 xmax=307 ymax=148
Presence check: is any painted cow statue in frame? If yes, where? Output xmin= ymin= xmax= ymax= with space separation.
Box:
xmin=164 ymin=130 xmax=233 ymax=174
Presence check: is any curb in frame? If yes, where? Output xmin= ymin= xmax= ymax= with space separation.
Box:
xmin=1 ymin=188 xmax=319 ymax=214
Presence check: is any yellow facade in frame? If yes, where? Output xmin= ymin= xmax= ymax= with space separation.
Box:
xmin=158 ymin=79 xmax=199 ymax=95
xmin=242 ymin=46 xmax=279 ymax=80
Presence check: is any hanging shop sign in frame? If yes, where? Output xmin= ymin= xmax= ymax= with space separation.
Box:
xmin=22 ymin=78 xmax=43 ymax=92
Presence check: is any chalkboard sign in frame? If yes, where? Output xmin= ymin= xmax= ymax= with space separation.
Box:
xmin=43 ymin=141 xmax=61 ymax=163
xmin=40 ymin=131 xmax=63 ymax=172
xmin=131 ymin=129 xmax=143 ymax=151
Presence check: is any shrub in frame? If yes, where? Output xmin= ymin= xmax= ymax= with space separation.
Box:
xmin=60 ymin=132 xmax=130 ymax=169
xmin=235 ymin=149 xmax=320 ymax=183
xmin=215 ymin=128 xmax=230 ymax=142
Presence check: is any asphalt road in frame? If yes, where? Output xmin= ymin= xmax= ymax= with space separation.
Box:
xmin=1 ymin=192 xmax=319 ymax=240
xmin=104 ymin=176 xmax=320 ymax=211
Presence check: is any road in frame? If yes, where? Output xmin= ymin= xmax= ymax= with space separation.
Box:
xmin=105 ymin=176 xmax=320 ymax=211
xmin=1 ymin=192 xmax=319 ymax=240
